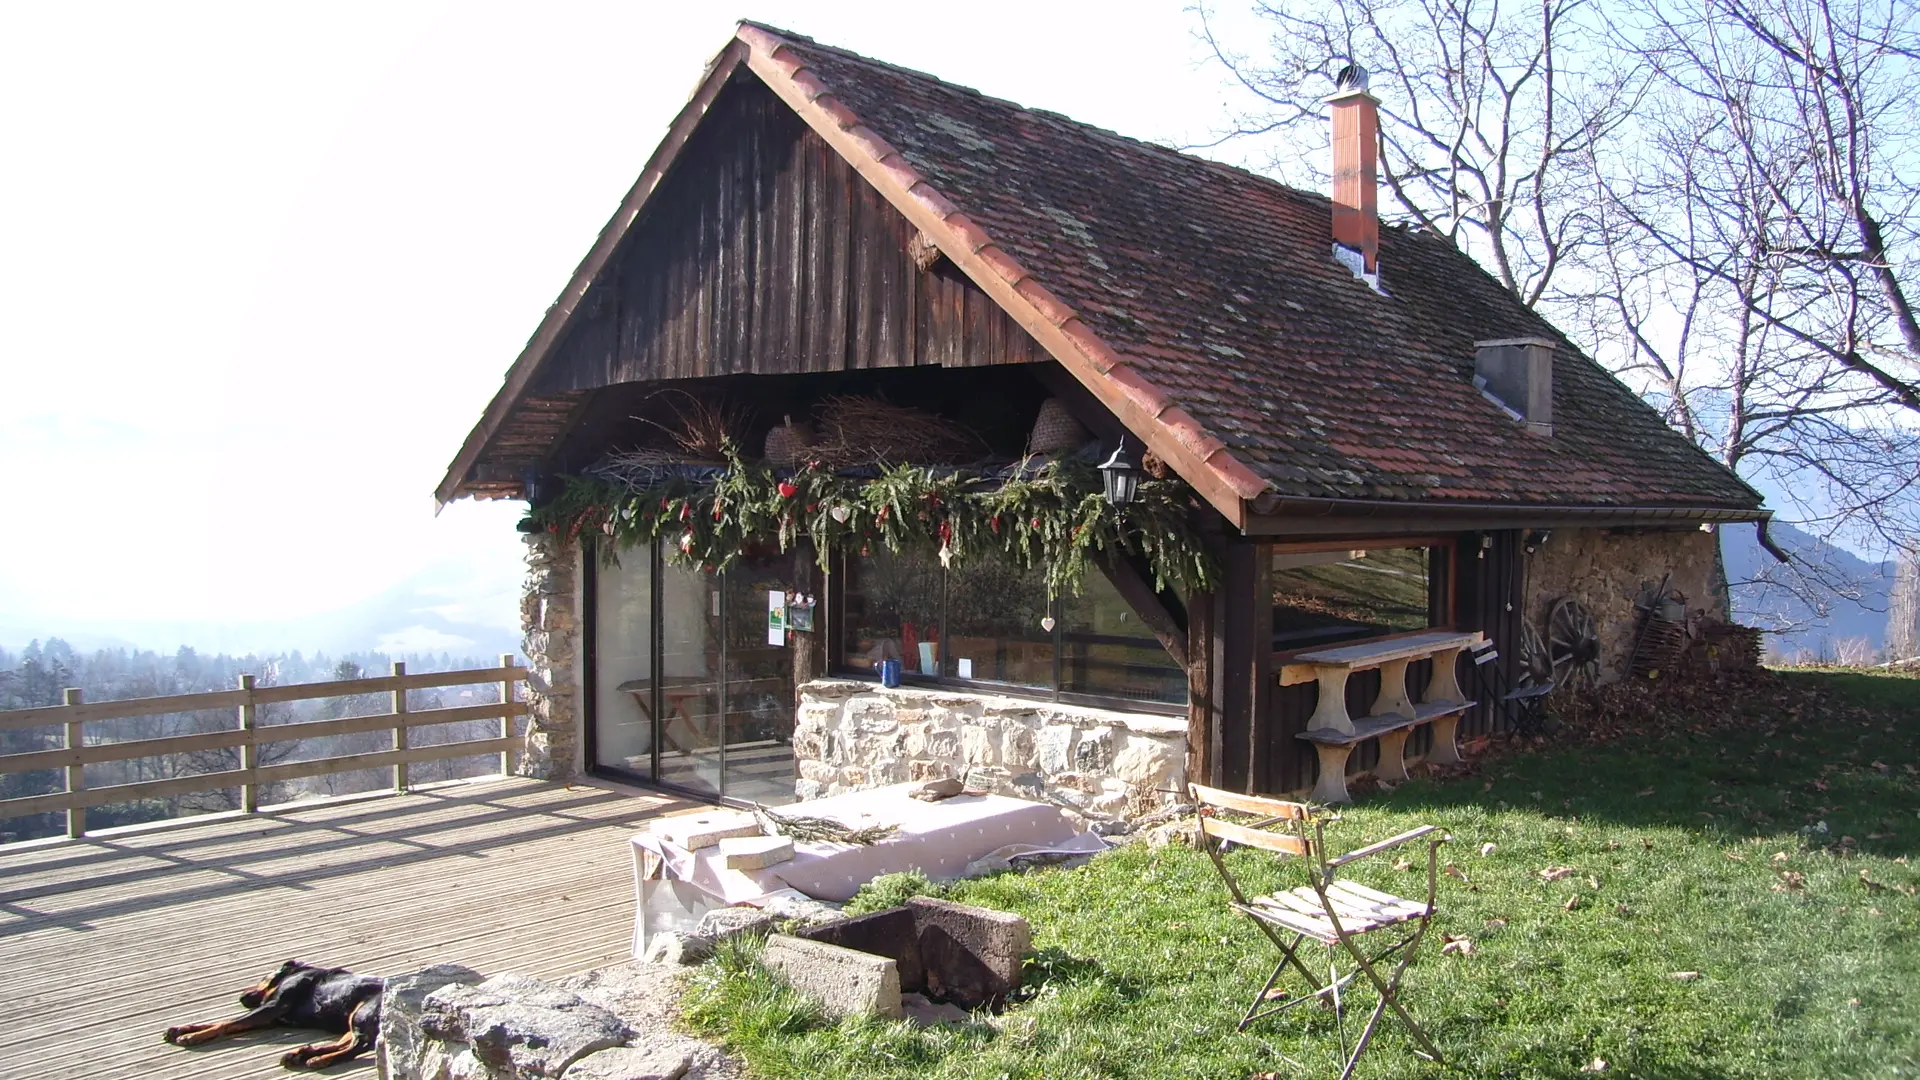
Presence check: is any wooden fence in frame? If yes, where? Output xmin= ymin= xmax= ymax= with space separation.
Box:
xmin=0 ymin=656 xmax=528 ymax=838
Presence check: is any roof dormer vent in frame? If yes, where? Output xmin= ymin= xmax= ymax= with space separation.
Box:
xmin=1474 ymin=337 xmax=1555 ymax=436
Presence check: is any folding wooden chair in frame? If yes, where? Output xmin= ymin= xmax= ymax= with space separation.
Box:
xmin=1190 ymin=782 xmax=1448 ymax=1079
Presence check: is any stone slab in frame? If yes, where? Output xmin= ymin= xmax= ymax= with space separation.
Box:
xmin=760 ymin=934 xmax=903 ymax=1019
xmin=717 ymin=834 xmax=794 ymax=870
xmin=796 ymin=906 xmax=924 ymax=993
xmin=561 ymin=1045 xmax=692 ymax=1080
xmin=653 ymin=813 xmax=761 ymax=851
xmin=909 ymin=897 xmax=1030 ymax=1004
xmin=376 ymin=963 xmax=484 ymax=1080
xmin=693 ymin=905 xmax=781 ymax=943
xmin=420 ymin=973 xmax=633 ymax=1079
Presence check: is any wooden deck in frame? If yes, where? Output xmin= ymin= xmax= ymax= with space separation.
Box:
xmin=0 ymin=776 xmax=692 ymax=1079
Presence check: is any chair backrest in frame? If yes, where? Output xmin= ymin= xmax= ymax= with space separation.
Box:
xmin=1190 ymin=783 xmax=1317 ymax=857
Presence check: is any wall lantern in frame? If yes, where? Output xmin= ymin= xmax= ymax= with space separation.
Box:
xmin=1098 ymin=437 xmax=1143 ymax=507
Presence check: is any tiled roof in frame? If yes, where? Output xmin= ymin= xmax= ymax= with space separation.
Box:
xmin=735 ymin=24 xmax=1763 ymax=517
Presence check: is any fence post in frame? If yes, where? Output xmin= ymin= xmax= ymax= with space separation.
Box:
xmin=64 ymin=688 xmax=85 ymax=838
xmin=499 ymin=653 xmax=516 ymax=777
xmin=238 ymin=674 xmax=259 ymax=813
xmin=392 ymin=662 xmax=409 ymax=793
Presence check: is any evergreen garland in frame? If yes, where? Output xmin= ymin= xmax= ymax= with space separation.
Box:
xmin=526 ymin=439 xmax=1217 ymax=596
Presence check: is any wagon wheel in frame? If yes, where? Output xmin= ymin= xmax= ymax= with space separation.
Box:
xmin=1547 ymin=597 xmax=1601 ymax=689
xmin=1516 ymin=620 xmax=1554 ymax=690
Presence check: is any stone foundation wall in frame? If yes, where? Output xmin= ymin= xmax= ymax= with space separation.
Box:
xmin=518 ymin=532 xmax=582 ymax=782
xmin=793 ymin=679 xmax=1187 ymax=819
xmin=1524 ymin=526 xmax=1727 ymax=684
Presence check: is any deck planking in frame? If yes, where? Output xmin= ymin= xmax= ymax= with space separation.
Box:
xmin=0 ymin=777 xmax=692 ymax=1080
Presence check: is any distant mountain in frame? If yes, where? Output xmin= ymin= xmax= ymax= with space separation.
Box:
xmin=1723 ymin=521 xmax=1895 ymax=661
xmin=0 ymin=559 xmax=522 ymax=660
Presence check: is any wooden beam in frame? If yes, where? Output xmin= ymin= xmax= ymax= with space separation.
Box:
xmin=1096 ymin=554 xmax=1187 ymax=669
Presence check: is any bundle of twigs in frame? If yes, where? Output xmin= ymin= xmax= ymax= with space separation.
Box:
xmin=753 ymin=805 xmax=899 ymax=846
xmin=810 ymin=394 xmax=989 ymax=467
xmin=587 ymin=449 xmax=694 ymax=491
xmin=638 ymin=390 xmax=752 ymax=461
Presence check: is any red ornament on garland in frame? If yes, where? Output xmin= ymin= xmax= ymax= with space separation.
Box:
xmin=778 ymin=482 xmax=799 ymax=499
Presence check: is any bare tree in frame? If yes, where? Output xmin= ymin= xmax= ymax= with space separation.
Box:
xmin=1196 ymin=0 xmax=1638 ymax=305
xmin=1890 ymin=543 xmax=1920 ymax=660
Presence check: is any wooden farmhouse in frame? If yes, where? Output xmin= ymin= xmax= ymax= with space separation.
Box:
xmin=437 ymin=23 xmax=1769 ymax=809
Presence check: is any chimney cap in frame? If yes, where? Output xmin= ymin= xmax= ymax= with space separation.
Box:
xmin=1333 ymin=62 xmax=1369 ymax=92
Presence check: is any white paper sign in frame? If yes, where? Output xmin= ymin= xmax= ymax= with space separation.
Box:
xmin=767 ymin=590 xmax=786 ymax=646
xmin=956 ymin=658 xmax=974 ymax=679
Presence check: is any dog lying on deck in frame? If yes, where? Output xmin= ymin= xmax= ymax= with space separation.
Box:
xmin=163 ymin=960 xmax=383 ymax=1070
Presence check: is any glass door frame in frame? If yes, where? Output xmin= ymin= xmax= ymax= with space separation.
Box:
xmin=584 ymin=540 xmax=794 ymax=807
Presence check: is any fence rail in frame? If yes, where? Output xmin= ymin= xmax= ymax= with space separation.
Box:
xmin=0 ymin=656 xmax=527 ymax=838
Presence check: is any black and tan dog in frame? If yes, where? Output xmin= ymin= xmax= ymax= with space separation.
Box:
xmin=163 ymin=960 xmax=384 ymax=1070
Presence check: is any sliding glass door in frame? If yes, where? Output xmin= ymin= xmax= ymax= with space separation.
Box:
xmin=591 ymin=542 xmax=796 ymax=804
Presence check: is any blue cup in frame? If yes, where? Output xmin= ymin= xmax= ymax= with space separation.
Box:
xmin=879 ymin=658 xmax=902 ymax=688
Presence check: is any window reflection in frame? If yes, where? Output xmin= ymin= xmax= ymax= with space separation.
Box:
xmin=1271 ymin=546 xmax=1434 ymax=650
xmin=1061 ymin=572 xmax=1186 ymax=704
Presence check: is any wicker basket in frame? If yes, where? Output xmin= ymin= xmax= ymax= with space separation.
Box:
xmin=1027 ymin=398 xmax=1090 ymax=455
xmin=763 ymin=415 xmax=816 ymax=465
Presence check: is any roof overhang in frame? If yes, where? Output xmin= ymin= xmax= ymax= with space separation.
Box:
xmin=1242 ymin=497 xmax=1770 ymax=538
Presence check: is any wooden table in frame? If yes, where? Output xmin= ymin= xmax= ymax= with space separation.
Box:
xmin=1279 ymin=630 xmax=1482 ymax=803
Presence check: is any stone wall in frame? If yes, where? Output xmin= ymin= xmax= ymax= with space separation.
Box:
xmin=1523 ymin=526 xmax=1727 ymax=684
xmin=519 ymin=532 xmax=582 ymax=782
xmin=792 ymin=680 xmax=1187 ymax=819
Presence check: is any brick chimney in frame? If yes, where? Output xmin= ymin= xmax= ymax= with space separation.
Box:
xmin=1326 ymin=65 xmax=1380 ymax=282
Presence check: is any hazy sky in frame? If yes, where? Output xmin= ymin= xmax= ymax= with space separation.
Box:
xmin=1 ymin=2 xmax=1256 ymax=644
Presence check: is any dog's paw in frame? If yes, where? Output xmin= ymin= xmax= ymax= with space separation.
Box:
xmin=280 ymin=1046 xmax=316 ymax=1070
xmin=162 ymin=1026 xmax=183 ymax=1045
xmin=164 ymin=1025 xmax=204 ymax=1046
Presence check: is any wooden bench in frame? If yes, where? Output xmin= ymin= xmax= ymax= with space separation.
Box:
xmin=1279 ymin=630 xmax=1482 ymax=804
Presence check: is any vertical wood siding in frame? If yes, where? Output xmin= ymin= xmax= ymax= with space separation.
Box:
xmin=532 ymin=72 xmax=1042 ymax=396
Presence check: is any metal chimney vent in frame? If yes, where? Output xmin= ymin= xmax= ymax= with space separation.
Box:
xmin=1334 ymin=62 xmax=1369 ymax=92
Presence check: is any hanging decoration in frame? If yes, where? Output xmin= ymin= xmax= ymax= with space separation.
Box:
xmin=526 ymin=437 xmax=1217 ymax=596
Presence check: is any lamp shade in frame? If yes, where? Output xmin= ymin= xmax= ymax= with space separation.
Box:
xmin=1098 ymin=438 xmax=1142 ymax=507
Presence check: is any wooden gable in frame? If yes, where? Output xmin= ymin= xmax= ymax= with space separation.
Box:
xmin=530 ymin=70 xmax=1041 ymax=397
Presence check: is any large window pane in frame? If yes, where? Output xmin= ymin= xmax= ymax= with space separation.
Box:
xmin=1271 ymin=546 xmax=1433 ymax=651
xmin=944 ymin=560 xmax=1052 ymax=689
xmin=723 ymin=552 xmax=798 ymax=806
xmin=593 ymin=550 xmax=654 ymax=774
xmin=657 ymin=562 xmax=722 ymax=796
xmin=1061 ymin=572 xmax=1188 ymax=704
xmin=842 ymin=548 xmax=943 ymax=676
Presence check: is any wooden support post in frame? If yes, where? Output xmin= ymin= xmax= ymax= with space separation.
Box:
xmin=1307 ymin=743 xmax=1354 ymax=805
xmin=1426 ymin=714 xmax=1463 ymax=766
xmin=499 ymin=653 xmax=516 ymax=777
xmin=1374 ymin=728 xmax=1412 ymax=782
xmin=1372 ymin=659 xmax=1414 ymax=720
xmin=1422 ymin=647 xmax=1466 ymax=706
xmin=64 ymin=688 xmax=85 ymax=838
xmin=1186 ymin=589 xmax=1216 ymax=790
xmin=238 ymin=674 xmax=259 ymax=813
xmin=391 ymin=662 xmax=409 ymax=793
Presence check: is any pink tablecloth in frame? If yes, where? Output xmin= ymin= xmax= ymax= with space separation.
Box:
xmin=631 ymin=783 xmax=1084 ymax=904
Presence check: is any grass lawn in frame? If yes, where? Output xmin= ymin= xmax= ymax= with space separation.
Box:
xmin=683 ymin=670 xmax=1920 ymax=1079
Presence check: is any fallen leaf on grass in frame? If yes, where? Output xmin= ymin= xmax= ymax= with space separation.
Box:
xmin=1393 ymin=858 xmax=1413 ymax=871
xmin=1813 ymin=778 xmax=1830 ymax=792
xmin=1441 ymin=934 xmax=1475 ymax=956
xmin=1669 ymin=971 xmax=1701 ymax=981
xmin=1588 ymin=876 xmax=1602 ymax=890
xmin=1564 ymin=895 xmax=1582 ymax=911
xmin=1725 ymin=851 xmax=1747 ymax=861
xmin=1774 ymin=871 xmax=1808 ymax=892
xmin=1485 ymin=917 xmax=1508 ymax=929
xmin=1867 ymin=832 xmax=1891 ymax=840
xmin=1605 ymin=840 xmax=1621 ymax=851
xmin=1642 ymin=837 xmax=1654 ymax=850
xmin=1481 ymin=842 xmax=1497 ymax=856
xmin=1261 ymin=987 xmax=1291 ymax=1001
xmin=1772 ymin=852 xmax=1791 ymax=863
xmin=1581 ymin=1057 xmax=1609 ymax=1072
xmin=1858 ymin=869 xmax=1887 ymax=892
xmin=1444 ymin=863 xmax=1476 ymax=890
xmin=1539 ymin=866 xmax=1577 ymax=882
xmin=1636 ymin=788 xmax=1656 ymax=797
